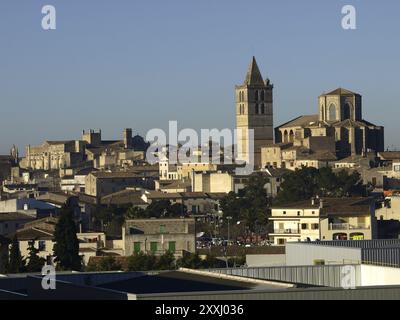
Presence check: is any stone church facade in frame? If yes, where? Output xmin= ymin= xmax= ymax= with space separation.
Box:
xmin=275 ymin=88 xmax=384 ymax=159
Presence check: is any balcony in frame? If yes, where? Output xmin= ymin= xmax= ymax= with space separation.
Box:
xmin=328 ymin=223 xmax=370 ymax=231
xmin=272 ymin=229 xmax=300 ymax=235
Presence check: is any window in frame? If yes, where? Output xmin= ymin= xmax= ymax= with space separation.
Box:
xmin=150 ymin=242 xmax=158 ymax=253
xmin=344 ymin=103 xmax=352 ymax=120
xmin=297 ymin=211 xmax=301 ymax=216
xmin=261 ymin=104 xmax=265 ymax=114
xmin=160 ymin=225 xmax=166 ymax=234
xmin=255 ymin=90 xmax=259 ymax=101
xmin=329 ymin=104 xmax=337 ymax=121
xmin=311 ymin=224 xmax=319 ymax=230
xmin=38 ymin=240 xmax=46 ymax=251
xmin=278 ymin=239 xmax=286 ymax=245
xmin=261 ymin=90 xmax=265 ymax=101
xmin=255 ymin=103 xmax=259 ymax=114
xmin=134 ymin=242 xmax=141 ymax=254
xmin=168 ymin=241 xmax=176 ymax=253
xmin=350 ymin=233 xmax=364 ymax=241
xmin=301 ymin=223 xmax=308 ymax=230
xmin=394 ymin=165 xmax=400 ymax=172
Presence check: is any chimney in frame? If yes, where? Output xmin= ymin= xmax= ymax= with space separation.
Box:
xmin=319 ymin=199 xmax=324 ymax=209
xmin=311 ymin=198 xmax=315 ymax=206
xmin=124 ymin=128 xmax=133 ymax=149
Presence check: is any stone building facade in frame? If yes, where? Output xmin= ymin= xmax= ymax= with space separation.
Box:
xmin=21 ymin=140 xmax=85 ymax=171
xmin=123 ymin=218 xmax=196 ymax=257
xmin=236 ymin=57 xmax=273 ymax=168
xmin=275 ymin=88 xmax=384 ymax=159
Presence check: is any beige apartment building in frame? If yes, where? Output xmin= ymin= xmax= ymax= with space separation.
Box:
xmin=16 ymin=217 xmax=108 ymax=265
xmin=261 ymin=141 xmax=336 ymax=171
xmin=270 ymin=197 xmax=377 ymax=245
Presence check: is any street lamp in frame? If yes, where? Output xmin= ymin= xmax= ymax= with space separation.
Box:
xmin=226 ymin=216 xmax=232 ymax=245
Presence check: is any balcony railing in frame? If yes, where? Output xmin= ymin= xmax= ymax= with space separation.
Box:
xmin=272 ymin=229 xmax=300 ymax=234
xmin=329 ymin=223 xmax=370 ymax=231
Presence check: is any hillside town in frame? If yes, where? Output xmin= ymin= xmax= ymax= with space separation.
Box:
xmin=1 ymin=57 xmax=400 ymax=300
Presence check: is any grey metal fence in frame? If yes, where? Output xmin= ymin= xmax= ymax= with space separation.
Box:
xmin=206 ymin=265 xmax=361 ymax=288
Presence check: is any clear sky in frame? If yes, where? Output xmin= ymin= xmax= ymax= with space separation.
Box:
xmin=1 ymin=0 xmax=399 ymax=154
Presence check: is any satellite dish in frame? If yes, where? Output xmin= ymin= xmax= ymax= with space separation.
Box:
xmin=196 ymin=232 xmax=205 ymax=238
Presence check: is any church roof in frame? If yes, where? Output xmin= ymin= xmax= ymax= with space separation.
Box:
xmin=323 ymin=88 xmax=360 ymax=96
xmin=244 ymin=56 xmax=265 ymax=86
xmin=276 ymin=115 xmax=319 ymax=129
xmin=332 ymin=119 xmax=380 ymax=128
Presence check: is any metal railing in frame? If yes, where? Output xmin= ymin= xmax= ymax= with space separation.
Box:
xmin=329 ymin=223 xmax=370 ymax=231
xmin=272 ymin=229 xmax=300 ymax=234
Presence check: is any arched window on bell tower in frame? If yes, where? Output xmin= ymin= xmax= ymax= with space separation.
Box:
xmin=255 ymin=90 xmax=259 ymax=101
xmin=344 ymin=103 xmax=352 ymax=120
xmin=255 ymin=103 xmax=259 ymax=115
xmin=329 ymin=104 xmax=337 ymax=121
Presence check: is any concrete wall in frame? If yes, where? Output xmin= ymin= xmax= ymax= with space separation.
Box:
xmin=286 ymin=242 xmax=362 ymax=266
xmin=361 ymin=265 xmax=400 ymax=286
xmin=246 ymin=254 xmax=286 ymax=267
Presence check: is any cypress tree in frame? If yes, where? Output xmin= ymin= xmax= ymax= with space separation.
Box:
xmin=26 ymin=241 xmax=46 ymax=272
xmin=8 ymin=235 xmax=25 ymax=273
xmin=53 ymin=199 xmax=82 ymax=271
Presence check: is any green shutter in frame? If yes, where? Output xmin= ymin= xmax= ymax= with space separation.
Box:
xmin=168 ymin=241 xmax=176 ymax=253
xmin=134 ymin=242 xmax=141 ymax=254
xmin=150 ymin=242 xmax=158 ymax=253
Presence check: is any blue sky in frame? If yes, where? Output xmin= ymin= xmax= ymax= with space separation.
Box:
xmin=1 ymin=0 xmax=399 ymax=154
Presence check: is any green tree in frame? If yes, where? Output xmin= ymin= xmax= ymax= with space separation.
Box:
xmin=53 ymin=199 xmax=82 ymax=271
xmin=176 ymin=253 xmax=204 ymax=269
xmin=169 ymin=203 xmax=187 ymax=217
xmin=7 ymin=235 xmax=25 ymax=273
xmin=25 ymin=241 xmax=46 ymax=272
xmin=126 ymin=206 xmax=147 ymax=219
xmin=156 ymin=251 xmax=176 ymax=270
xmin=146 ymin=200 xmax=172 ymax=218
xmin=220 ymin=173 xmax=270 ymax=232
xmin=86 ymin=256 xmax=121 ymax=272
xmin=127 ymin=252 xmax=157 ymax=271
xmin=275 ymin=166 xmax=366 ymax=204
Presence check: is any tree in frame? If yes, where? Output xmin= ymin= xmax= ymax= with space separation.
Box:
xmin=7 ymin=235 xmax=25 ymax=273
xmin=275 ymin=166 xmax=366 ymax=204
xmin=53 ymin=199 xmax=82 ymax=271
xmin=127 ymin=252 xmax=157 ymax=271
xmin=176 ymin=253 xmax=203 ymax=269
xmin=169 ymin=203 xmax=187 ymax=217
xmin=25 ymin=241 xmax=46 ymax=272
xmin=126 ymin=206 xmax=147 ymax=219
xmin=156 ymin=251 xmax=176 ymax=270
xmin=220 ymin=173 xmax=270 ymax=232
xmin=86 ymin=256 xmax=121 ymax=272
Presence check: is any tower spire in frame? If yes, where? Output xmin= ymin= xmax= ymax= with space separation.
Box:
xmin=244 ymin=56 xmax=265 ymax=86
